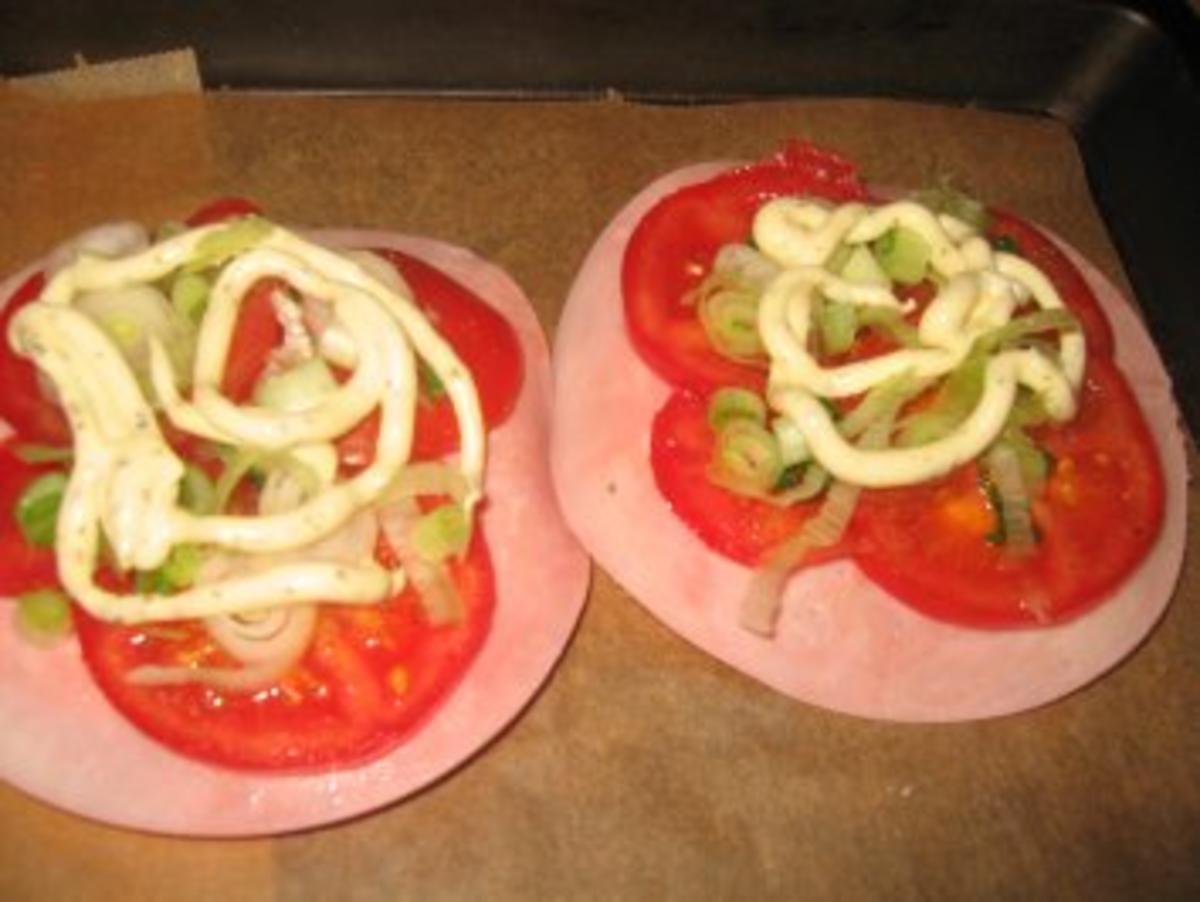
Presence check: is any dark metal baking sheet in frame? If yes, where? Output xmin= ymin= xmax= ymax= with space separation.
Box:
xmin=3 ymin=0 xmax=1199 ymax=432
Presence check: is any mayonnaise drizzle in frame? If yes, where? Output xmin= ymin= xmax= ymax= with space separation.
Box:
xmin=752 ymin=199 xmax=1085 ymax=488
xmin=8 ymin=220 xmax=486 ymax=625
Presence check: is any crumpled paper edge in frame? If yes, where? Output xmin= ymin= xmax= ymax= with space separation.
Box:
xmin=3 ymin=48 xmax=200 ymax=100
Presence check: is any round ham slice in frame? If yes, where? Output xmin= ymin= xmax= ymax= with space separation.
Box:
xmin=0 ymin=228 xmax=590 ymax=836
xmin=551 ymin=162 xmax=1187 ymax=723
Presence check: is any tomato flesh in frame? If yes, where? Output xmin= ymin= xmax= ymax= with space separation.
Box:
xmin=853 ymin=359 xmax=1164 ymax=626
xmin=221 ymin=277 xmax=286 ymax=402
xmin=74 ymin=534 xmax=493 ymax=771
xmin=651 ymin=390 xmax=854 ymax=568
xmin=0 ymin=273 xmax=71 ymax=445
xmin=333 ymin=248 xmax=523 ymax=466
xmin=623 ymin=141 xmax=868 ymax=392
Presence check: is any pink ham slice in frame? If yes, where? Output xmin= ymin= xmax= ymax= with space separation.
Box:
xmin=0 ymin=229 xmax=590 ymax=836
xmin=552 ymin=162 xmax=1187 ymax=723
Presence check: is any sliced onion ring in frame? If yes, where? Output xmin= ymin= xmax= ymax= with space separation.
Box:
xmin=125 ymin=604 xmax=318 ymax=691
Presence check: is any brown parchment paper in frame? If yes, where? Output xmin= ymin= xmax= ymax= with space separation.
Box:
xmin=0 ymin=94 xmax=1197 ymax=901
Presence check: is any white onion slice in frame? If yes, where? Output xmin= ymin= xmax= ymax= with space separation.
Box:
xmin=377 ymin=499 xmax=463 ymax=625
xmin=126 ymin=603 xmax=318 ymax=691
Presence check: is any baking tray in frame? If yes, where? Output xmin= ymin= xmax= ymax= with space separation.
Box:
xmin=4 ymin=0 xmax=1199 ymax=432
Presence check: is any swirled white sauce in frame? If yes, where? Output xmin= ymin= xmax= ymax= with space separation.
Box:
xmin=7 ymin=220 xmax=485 ymax=625
xmin=752 ymin=199 xmax=1084 ymax=487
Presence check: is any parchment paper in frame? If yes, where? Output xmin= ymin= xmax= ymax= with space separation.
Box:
xmin=0 ymin=92 xmax=1196 ymax=900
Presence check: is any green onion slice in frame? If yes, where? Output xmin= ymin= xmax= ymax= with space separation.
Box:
xmin=186 ymin=216 xmax=272 ymax=272
xmin=815 ymin=298 xmax=859 ymax=356
xmin=712 ymin=420 xmax=783 ymax=493
xmin=707 ymin=387 xmax=768 ymax=431
xmin=699 ymin=289 xmax=765 ymax=361
xmin=14 ymin=589 xmax=73 ymax=646
xmin=15 ymin=472 xmax=68 ymax=548
xmin=12 ymin=444 xmax=73 ymax=465
xmin=873 ymin=226 xmax=932 ymax=285
xmin=412 ymin=504 xmax=472 ymax=563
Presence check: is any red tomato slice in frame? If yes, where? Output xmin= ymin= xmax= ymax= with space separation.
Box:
xmin=335 ymin=248 xmax=523 ymax=467
xmin=623 ymin=142 xmax=868 ymax=392
xmin=74 ymin=532 xmax=494 ymax=771
xmin=221 ymin=277 xmax=286 ymax=402
xmin=0 ymin=442 xmax=62 ymax=595
xmin=852 ymin=358 xmax=1164 ymax=627
xmin=987 ymin=209 xmax=1115 ymax=358
xmin=651 ymin=389 xmax=856 ymax=568
xmin=0 ymin=273 xmax=71 ymax=445
xmin=184 ymin=197 xmax=264 ymax=227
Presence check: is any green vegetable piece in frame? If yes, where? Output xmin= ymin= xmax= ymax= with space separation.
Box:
xmin=161 ymin=544 xmax=203 ymax=589
xmin=873 ymin=226 xmax=931 ymax=285
xmin=775 ymin=463 xmax=807 ymax=491
xmin=772 ymin=415 xmax=809 ymax=466
xmin=171 ymin=271 xmax=212 ymax=324
xmin=15 ymin=472 xmax=67 ymax=548
xmin=707 ymin=387 xmax=768 ymax=431
xmin=154 ymin=220 xmax=187 ymax=242
xmin=137 ymin=544 xmax=204 ymax=595
xmin=187 ymin=216 xmax=272 ymax=272
xmin=711 ymin=420 xmax=783 ymax=494
xmin=981 ymin=477 xmax=1008 ymax=546
xmin=699 ymin=289 xmax=764 ymax=360
xmin=838 ymin=370 xmax=928 ymax=442
xmin=14 ymin=589 xmax=72 ymax=644
xmin=856 ymin=306 xmax=920 ymax=348
xmin=815 ymin=299 xmax=859 ymax=355
xmin=413 ymin=504 xmax=471 ymax=563
xmin=771 ymin=461 xmax=831 ymax=505
xmin=419 ymin=359 xmax=447 ymax=402
xmin=213 ymin=447 xmax=269 ymax=513
xmin=897 ymin=350 xmax=988 ymax=446
xmin=824 ymin=243 xmax=853 ymax=274
xmin=12 ymin=444 xmax=73 ymax=465
xmin=992 ymin=235 xmax=1021 ymax=255
xmin=838 ymin=245 xmax=889 ymax=286
xmin=254 ymin=357 xmax=338 ymax=412
xmin=179 ymin=464 xmax=218 ymax=515
xmin=977 ymin=308 xmax=1080 ymax=355
xmin=913 ymin=180 xmax=990 ymax=231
